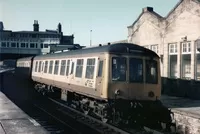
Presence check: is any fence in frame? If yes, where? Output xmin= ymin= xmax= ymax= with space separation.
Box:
xmin=161 ymin=77 xmax=200 ymax=100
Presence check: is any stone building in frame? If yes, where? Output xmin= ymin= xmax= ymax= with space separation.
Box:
xmin=127 ymin=0 xmax=200 ymax=80
xmin=0 ymin=20 xmax=77 ymax=61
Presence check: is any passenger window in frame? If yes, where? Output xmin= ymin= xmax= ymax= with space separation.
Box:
xmin=35 ymin=61 xmax=38 ymax=72
xmin=44 ymin=61 xmax=48 ymax=73
xmin=75 ymin=59 xmax=84 ymax=78
xmin=60 ymin=60 xmax=66 ymax=75
xmin=54 ymin=60 xmax=60 ymax=75
xmin=66 ymin=60 xmax=70 ymax=76
xmin=85 ymin=58 xmax=95 ymax=79
xmin=48 ymin=60 xmax=53 ymax=74
xmin=112 ymin=57 xmax=126 ymax=81
xmin=70 ymin=62 xmax=74 ymax=75
xmin=98 ymin=61 xmax=103 ymax=77
xmin=38 ymin=61 xmax=42 ymax=72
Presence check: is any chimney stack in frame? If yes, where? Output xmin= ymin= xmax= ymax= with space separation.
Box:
xmin=0 ymin=21 xmax=4 ymax=31
xmin=33 ymin=20 xmax=39 ymax=32
xmin=143 ymin=7 xmax=153 ymax=12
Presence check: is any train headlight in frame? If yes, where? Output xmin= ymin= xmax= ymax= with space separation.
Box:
xmin=115 ymin=89 xmax=120 ymax=95
xmin=148 ymin=91 xmax=155 ymax=98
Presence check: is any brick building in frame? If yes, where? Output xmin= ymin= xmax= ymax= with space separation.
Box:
xmin=127 ymin=0 xmax=200 ymax=80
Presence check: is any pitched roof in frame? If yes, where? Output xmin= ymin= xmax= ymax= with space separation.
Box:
xmin=128 ymin=0 xmax=200 ymax=28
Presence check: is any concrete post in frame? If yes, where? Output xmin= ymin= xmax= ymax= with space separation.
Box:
xmin=191 ymin=41 xmax=196 ymax=80
xmin=177 ymin=42 xmax=182 ymax=78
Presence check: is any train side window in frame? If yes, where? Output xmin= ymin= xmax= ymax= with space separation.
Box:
xmin=35 ymin=61 xmax=38 ymax=72
xmin=48 ymin=60 xmax=53 ymax=74
xmin=85 ymin=58 xmax=96 ymax=79
xmin=98 ymin=60 xmax=103 ymax=77
xmin=66 ymin=60 xmax=70 ymax=76
xmin=44 ymin=61 xmax=48 ymax=73
xmin=70 ymin=62 xmax=74 ymax=75
xmin=38 ymin=61 xmax=42 ymax=72
xmin=75 ymin=59 xmax=84 ymax=78
xmin=54 ymin=60 xmax=60 ymax=75
xmin=60 ymin=60 xmax=66 ymax=75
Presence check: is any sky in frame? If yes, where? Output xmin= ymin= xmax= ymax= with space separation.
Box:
xmin=0 ymin=0 xmax=179 ymax=46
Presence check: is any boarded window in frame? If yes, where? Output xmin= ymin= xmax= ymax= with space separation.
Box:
xmin=48 ymin=61 xmax=53 ymax=74
xmin=54 ymin=60 xmax=60 ymax=75
xmin=66 ymin=60 xmax=70 ymax=76
xmin=98 ymin=60 xmax=103 ymax=77
xmin=75 ymin=59 xmax=84 ymax=78
xmin=35 ymin=61 xmax=38 ymax=72
xmin=38 ymin=61 xmax=42 ymax=72
xmin=44 ymin=61 xmax=48 ymax=73
xmin=85 ymin=58 xmax=95 ymax=79
xmin=60 ymin=60 xmax=66 ymax=75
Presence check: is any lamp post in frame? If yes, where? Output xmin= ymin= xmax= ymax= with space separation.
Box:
xmin=90 ymin=30 xmax=92 ymax=46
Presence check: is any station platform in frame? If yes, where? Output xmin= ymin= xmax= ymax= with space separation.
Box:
xmin=161 ymin=95 xmax=200 ymax=133
xmin=0 ymin=92 xmax=48 ymax=134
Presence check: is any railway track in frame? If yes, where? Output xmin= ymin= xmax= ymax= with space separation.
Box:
xmin=46 ymin=97 xmax=176 ymax=134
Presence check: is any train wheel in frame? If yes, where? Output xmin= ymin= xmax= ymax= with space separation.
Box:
xmin=101 ymin=117 xmax=108 ymax=123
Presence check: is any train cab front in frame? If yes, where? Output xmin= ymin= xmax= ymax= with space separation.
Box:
xmin=107 ymin=55 xmax=172 ymax=129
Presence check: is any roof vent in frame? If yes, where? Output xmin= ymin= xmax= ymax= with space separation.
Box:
xmin=143 ymin=7 xmax=153 ymax=12
xmin=108 ymin=42 xmax=111 ymax=45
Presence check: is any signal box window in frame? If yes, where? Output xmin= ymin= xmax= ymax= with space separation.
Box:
xmin=60 ymin=60 xmax=66 ymax=75
xmin=49 ymin=61 xmax=54 ymax=74
xmin=54 ymin=60 xmax=60 ymax=75
xmin=38 ymin=61 xmax=42 ymax=72
xmin=112 ymin=57 xmax=126 ymax=81
xmin=146 ymin=60 xmax=158 ymax=84
xmin=44 ymin=61 xmax=48 ymax=73
xmin=129 ymin=58 xmax=143 ymax=82
xmin=98 ymin=61 xmax=103 ymax=77
xmin=85 ymin=58 xmax=96 ymax=79
xmin=75 ymin=59 xmax=83 ymax=78
xmin=66 ymin=60 xmax=70 ymax=76
xmin=35 ymin=61 xmax=38 ymax=72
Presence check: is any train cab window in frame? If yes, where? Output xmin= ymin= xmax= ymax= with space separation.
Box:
xmin=44 ymin=61 xmax=48 ymax=73
xmin=75 ymin=59 xmax=83 ymax=78
xmin=112 ymin=57 xmax=126 ymax=81
xmin=129 ymin=58 xmax=143 ymax=82
xmin=38 ymin=61 xmax=42 ymax=72
xmin=60 ymin=60 xmax=66 ymax=75
xmin=98 ymin=61 xmax=103 ymax=77
xmin=54 ymin=60 xmax=60 ymax=75
xmin=66 ymin=60 xmax=70 ymax=76
xmin=85 ymin=58 xmax=96 ymax=79
xmin=70 ymin=62 xmax=74 ymax=75
xmin=145 ymin=60 xmax=158 ymax=84
xmin=49 ymin=60 xmax=54 ymax=74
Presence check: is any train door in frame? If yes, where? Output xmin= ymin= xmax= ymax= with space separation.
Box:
xmin=96 ymin=56 xmax=105 ymax=97
xmin=68 ymin=58 xmax=75 ymax=85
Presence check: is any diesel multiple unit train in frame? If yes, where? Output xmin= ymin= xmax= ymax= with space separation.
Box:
xmin=15 ymin=43 xmax=172 ymax=128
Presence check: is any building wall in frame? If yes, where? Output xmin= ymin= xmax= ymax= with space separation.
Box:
xmin=128 ymin=0 xmax=200 ymax=80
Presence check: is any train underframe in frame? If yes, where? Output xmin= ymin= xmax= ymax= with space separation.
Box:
xmin=34 ymin=83 xmax=173 ymax=130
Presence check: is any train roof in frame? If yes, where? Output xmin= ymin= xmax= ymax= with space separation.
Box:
xmin=16 ymin=56 xmax=34 ymax=62
xmin=34 ymin=43 xmax=159 ymax=60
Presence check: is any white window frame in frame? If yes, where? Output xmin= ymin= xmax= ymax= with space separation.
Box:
xmin=169 ymin=43 xmax=177 ymax=55
xmin=151 ymin=45 xmax=158 ymax=53
xmin=182 ymin=42 xmax=191 ymax=54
